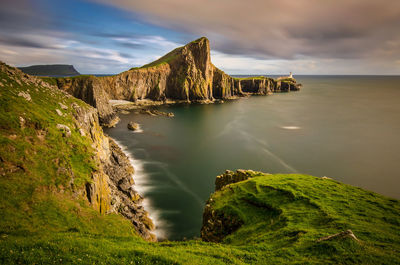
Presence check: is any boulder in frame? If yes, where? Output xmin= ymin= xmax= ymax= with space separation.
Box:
xmin=18 ymin=91 xmax=31 ymax=101
xmin=55 ymin=109 xmax=63 ymax=116
xmin=127 ymin=122 xmax=140 ymax=131
xmin=56 ymin=124 xmax=71 ymax=137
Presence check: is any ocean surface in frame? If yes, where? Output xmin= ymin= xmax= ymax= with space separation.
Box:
xmin=104 ymin=75 xmax=400 ymax=240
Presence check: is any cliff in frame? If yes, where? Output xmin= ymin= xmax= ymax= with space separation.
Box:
xmin=18 ymin=64 xmax=80 ymax=76
xmin=200 ymin=170 xmax=400 ymax=262
xmin=0 ymin=62 xmax=155 ymax=241
xmin=0 ymin=62 xmax=399 ymax=264
xmin=51 ymin=37 xmax=301 ymax=126
xmin=55 ymin=76 xmax=120 ymax=127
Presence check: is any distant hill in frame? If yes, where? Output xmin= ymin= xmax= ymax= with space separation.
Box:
xmin=18 ymin=64 xmax=80 ymax=76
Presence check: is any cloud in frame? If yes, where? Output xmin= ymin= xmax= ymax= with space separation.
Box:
xmin=112 ymin=35 xmax=182 ymax=51
xmin=1 ymin=0 xmax=399 ymax=74
xmin=91 ymin=0 xmax=400 ymax=62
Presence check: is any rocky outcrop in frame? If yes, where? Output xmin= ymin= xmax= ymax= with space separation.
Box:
xmin=52 ymin=37 xmax=301 ymax=127
xmin=238 ymin=77 xmax=301 ymax=94
xmin=56 ymin=76 xmax=119 ymax=127
xmin=71 ymin=102 xmax=156 ymax=241
xmin=201 ymin=169 xmax=264 ymax=242
xmin=212 ymin=67 xmax=243 ymax=99
xmin=215 ymin=169 xmax=259 ymax=191
xmin=0 ymin=61 xmax=155 ymax=241
xmin=201 ymin=202 xmax=244 ymax=243
xmin=127 ymin=121 xmax=140 ymax=131
xmin=94 ymin=37 xmax=214 ymax=102
xmin=239 ymin=78 xmax=274 ymax=95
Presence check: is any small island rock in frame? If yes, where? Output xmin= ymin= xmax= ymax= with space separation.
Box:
xmin=127 ymin=122 xmax=140 ymax=131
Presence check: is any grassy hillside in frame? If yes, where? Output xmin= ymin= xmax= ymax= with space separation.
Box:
xmin=0 ymin=63 xmax=399 ymax=264
xmin=202 ymin=171 xmax=400 ymax=264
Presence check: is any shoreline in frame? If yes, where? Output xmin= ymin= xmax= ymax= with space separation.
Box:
xmin=111 ymin=138 xmax=168 ymax=240
xmin=109 ymin=96 xmax=246 ymax=111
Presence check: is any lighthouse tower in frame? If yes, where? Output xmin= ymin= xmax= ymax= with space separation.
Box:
xmin=289 ymin=72 xmax=293 ymax=78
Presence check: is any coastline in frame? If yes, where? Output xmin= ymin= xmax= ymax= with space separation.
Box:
xmin=110 ymin=137 xmax=168 ymax=240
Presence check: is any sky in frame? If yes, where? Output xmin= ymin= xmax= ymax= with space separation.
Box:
xmin=0 ymin=0 xmax=399 ymax=75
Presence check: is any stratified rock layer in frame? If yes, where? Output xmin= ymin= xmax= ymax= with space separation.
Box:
xmin=54 ymin=37 xmax=301 ymax=126
xmin=56 ymin=77 xmax=119 ymax=127
xmin=71 ymin=101 xmax=155 ymax=241
xmin=0 ymin=61 xmax=155 ymax=241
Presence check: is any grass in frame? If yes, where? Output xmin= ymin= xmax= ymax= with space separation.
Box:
xmin=0 ymin=63 xmax=399 ymax=264
xmin=205 ymin=172 xmax=400 ymax=264
xmin=134 ymin=47 xmax=183 ymax=69
xmin=131 ymin=37 xmax=207 ymax=70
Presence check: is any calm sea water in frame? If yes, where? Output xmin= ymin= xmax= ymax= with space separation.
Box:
xmin=104 ymin=76 xmax=400 ymax=240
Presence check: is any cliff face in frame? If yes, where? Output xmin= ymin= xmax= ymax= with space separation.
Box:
xmin=64 ymin=86 xmax=156 ymax=241
xmin=0 ymin=62 xmax=155 ymax=241
xmin=96 ymin=37 xmax=215 ymax=102
xmin=212 ymin=67 xmax=243 ymax=99
xmin=52 ymin=37 xmax=301 ymax=127
xmin=239 ymin=77 xmax=302 ymax=94
xmin=201 ymin=170 xmax=260 ymax=242
xmin=56 ymin=76 xmax=120 ymax=127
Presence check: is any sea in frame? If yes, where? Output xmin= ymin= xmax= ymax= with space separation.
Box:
xmin=103 ymin=75 xmax=400 ymax=240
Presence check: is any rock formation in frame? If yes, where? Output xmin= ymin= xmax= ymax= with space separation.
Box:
xmin=215 ymin=169 xmax=260 ymax=191
xmin=71 ymin=100 xmax=155 ymax=241
xmin=52 ymin=37 xmax=301 ymax=126
xmin=0 ymin=61 xmax=155 ymax=241
xmin=127 ymin=121 xmax=140 ymax=131
xmin=201 ymin=169 xmax=262 ymax=242
xmin=56 ymin=76 xmax=120 ymax=127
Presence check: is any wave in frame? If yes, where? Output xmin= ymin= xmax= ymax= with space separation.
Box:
xmin=281 ymin=126 xmax=301 ymax=130
xmin=112 ymin=139 xmax=169 ymax=240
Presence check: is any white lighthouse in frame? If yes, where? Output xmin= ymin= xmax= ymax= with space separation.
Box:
xmin=289 ymin=72 xmax=293 ymax=78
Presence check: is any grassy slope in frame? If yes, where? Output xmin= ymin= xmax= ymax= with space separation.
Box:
xmin=208 ymin=172 xmax=400 ymax=264
xmin=132 ymin=37 xmax=207 ymax=70
xmin=234 ymin=76 xmax=273 ymax=81
xmin=131 ymin=47 xmax=183 ymax=70
xmin=0 ymin=64 xmax=399 ymax=264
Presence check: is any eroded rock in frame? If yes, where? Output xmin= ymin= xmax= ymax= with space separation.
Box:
xmin=59 ymin=102 xmax=68 ymax=110
xmin=56 ymin=124 xmax=71 ymax=137
xmin=55 ymin=109 xmax=63 ymax=116
xmin=127 ymin=122 xmax=140 ymax=131
xmin=18 ymin=91 xmax=31 ymax=101
xmin=316 ymin=229 xmax=359 ymax=242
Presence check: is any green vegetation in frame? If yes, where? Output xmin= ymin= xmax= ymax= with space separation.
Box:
xmin=0 ymin=64 xmax=399 ymax=264
xmin=234 ymin=76 xmax=274 ymax=81
xmin=134 ymin=47 xmax=183 ymax=69
xmin=38 ymin=76 xmax=58 ymax=86
xmin=129 ymin=37 xmax=208 ymax=70
xmin=205 ymin=172 xmax=400 ymax=263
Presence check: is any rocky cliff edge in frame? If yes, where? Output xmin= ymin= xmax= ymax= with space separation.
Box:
xmin=52 ymin=37 xmax=301 ymax=127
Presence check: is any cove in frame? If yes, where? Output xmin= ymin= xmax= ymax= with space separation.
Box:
xmin=104 ymin=75 xmax=400 ymax=240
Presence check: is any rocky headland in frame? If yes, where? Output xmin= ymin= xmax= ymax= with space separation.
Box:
xmin=19 ymin=64 xmax=80 ymax=76
xmin=1 ymin=58 xmax=400 ymax=264
xmin=49 ymin=37 xmax=301 ymax=127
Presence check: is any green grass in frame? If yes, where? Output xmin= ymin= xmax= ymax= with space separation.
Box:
xmin=0 ymin=63 xmax=399 ymax=264
xmin=234 ymin=76 xmax=272 ymax=81
xmin=131 ymin=37 xmax=207 ymax=70
xmin=204 ymin=172 xmax=400 ymax=263
xmin=134 ymin=47 xmax=183 ymax=69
